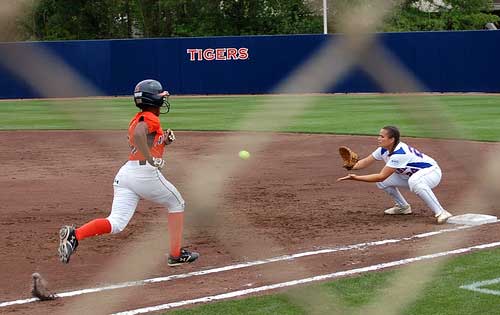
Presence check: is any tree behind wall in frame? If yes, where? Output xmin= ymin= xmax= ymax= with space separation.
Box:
xmin=19 ymin=0 xmax=132 ymax=40
xmin=383 ymin=0 xmax=499 ymax=32
xmin=17 ymin=0 xmax=323 ymax=41
xmin=14 ymin=0 xmax=500 ymax=41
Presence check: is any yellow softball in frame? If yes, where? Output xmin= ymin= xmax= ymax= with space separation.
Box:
xmin=239 ymin=150 xmax=250 ymax=160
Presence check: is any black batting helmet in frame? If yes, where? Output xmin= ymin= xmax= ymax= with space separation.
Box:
xmin=133 ymin=79 xmax=170 ymax=113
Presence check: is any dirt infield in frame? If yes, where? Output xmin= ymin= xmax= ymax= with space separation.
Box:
xmin=1 ymin=131 xmax=499 ymax=314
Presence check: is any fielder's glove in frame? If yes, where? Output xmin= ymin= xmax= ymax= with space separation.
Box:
xmin=338 ymin=146 xmax=359 ymax=170
xmin=165 ymin=129 xmax=175 ymax=145
xmin=148 ymin=157 xmax=166 ymax=169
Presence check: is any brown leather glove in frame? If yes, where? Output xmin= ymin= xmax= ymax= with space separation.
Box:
xmin=338 ymin=146 xmax=359 ymax=170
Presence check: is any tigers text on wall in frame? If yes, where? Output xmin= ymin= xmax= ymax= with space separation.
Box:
xmin=186 ymin=48 xmax=249 ymax=61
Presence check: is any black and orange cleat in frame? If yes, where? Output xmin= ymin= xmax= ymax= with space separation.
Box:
xmin=167 ymin=248 xmax=199 ymax=267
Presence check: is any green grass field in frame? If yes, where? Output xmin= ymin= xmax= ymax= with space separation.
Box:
xmin=1 ymin=94 xmax=499 ymax=141
xmin=167 ymin=248 xmax=500 ymax=315
xmin=1 ymin=94 xmax=499 ymax=314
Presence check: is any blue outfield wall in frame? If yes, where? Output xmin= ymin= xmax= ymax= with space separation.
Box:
xmin=0 ymin=30 xmax=499 ymax=99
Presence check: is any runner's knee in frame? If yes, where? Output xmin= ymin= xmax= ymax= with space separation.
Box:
xmin=106 ymin=215 xmax=129 ymax=234
xmin=168 ymin=200 xmax=185 ymax=213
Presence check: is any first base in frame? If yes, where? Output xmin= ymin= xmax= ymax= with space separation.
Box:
xmin=447 ymin=213 xmax=498 ymax=226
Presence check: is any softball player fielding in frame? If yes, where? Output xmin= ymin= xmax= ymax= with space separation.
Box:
xmin=58 ymin=79 xmax=199 ymax=266
xmin=337 ymin=125 xmax=453 ymax=224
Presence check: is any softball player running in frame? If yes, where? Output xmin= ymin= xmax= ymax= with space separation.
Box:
xmin=58 ymin=79 xmax=199 ymax=266
xmin=337 ymin=126 xmax=453 ymax=224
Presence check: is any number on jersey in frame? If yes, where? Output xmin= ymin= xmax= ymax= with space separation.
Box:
xmin=408 ymin=145 xmax=423 ymax=158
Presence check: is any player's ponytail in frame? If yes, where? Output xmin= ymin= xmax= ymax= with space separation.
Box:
xmin=382 ymin=126 xmax=400 ymax=154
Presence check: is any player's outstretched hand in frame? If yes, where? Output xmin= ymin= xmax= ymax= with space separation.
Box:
xmin=337 ymin=174 xmax=356 ymax=182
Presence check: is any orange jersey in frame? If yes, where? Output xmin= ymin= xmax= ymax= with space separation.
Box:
xmin=128 ymin=111 xmax=166 ymax=160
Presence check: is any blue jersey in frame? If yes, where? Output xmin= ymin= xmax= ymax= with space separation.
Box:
xmin=371 ymin=142 xmax=438 ymax=177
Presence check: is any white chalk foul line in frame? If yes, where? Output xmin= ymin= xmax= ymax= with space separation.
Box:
xmin=113 ymin=241 xmax=500 ymax=315
xmin=0 ymin=221 xmax=496 ymax=308
xmin=460 ymin=277 xmax=500 ymax=296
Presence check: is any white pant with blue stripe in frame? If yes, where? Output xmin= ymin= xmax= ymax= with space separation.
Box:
xmin=107 ymin=161 xmax=185 ymax=234
xmin=376 ymin=165 xmax=446 ymax=216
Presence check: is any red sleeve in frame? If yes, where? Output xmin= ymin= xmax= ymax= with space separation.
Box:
xmin=142 ymin=113 xmax=161 ymax=133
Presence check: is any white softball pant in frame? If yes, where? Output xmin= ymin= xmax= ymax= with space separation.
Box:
xmin=107 ymin=161 xmax=185 ymax=234
xmin=376 ymin=165 xmax=445 ymax=216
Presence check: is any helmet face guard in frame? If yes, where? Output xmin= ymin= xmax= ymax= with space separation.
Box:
xmin=159 ymin=92 xmax=171 ymax=114
xmin=134 ymin=79 xmax=171 ymax=114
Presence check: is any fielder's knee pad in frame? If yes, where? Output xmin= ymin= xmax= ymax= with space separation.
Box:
xmin=106 ymin=215 xmax=129 ymax=234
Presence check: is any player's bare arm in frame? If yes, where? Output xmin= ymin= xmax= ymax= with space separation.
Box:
xmin=133 ymin=122 xmax=154 ymax=163
xmin=134 ymin=120 xmax=166 ymax=169
xmin=351 ymin=154 xmax=376 ymax=170
xmin=337 ymin=166 xmax=396 ymax=182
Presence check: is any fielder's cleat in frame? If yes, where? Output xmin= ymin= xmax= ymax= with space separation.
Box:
xmin=384 ymin=204 xmax=412 ymax=215
xmin=167 ymin=248 xmax=199 ymax=267
xmin=436 ymin=210 xmax=453 ymax=224
xmin=58 ymin=225 xmax=78 ymax=264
